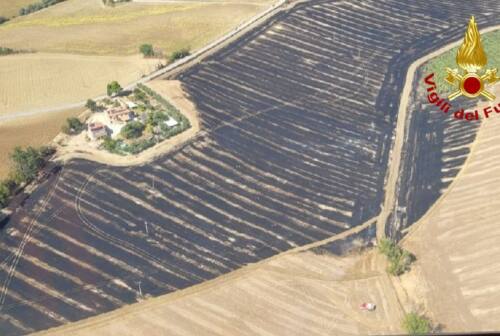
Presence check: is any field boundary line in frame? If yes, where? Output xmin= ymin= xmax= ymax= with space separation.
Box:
xmin=34 ymin=217 xmax=376 ymax=335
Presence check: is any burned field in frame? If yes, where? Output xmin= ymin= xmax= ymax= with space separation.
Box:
xmin=385 ymin=70 xmax=480 ymax=239
xmin=1 ymin=1 xmax=500 ymax=334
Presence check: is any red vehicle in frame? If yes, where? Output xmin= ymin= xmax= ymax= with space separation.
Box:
xmin=359 ymin=302 xmax=376 ymax=311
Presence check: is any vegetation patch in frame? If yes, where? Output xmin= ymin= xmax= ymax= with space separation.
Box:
xmin=170 ymin=48 xmax=190 ymax=63
xmin=402 ymin=312 xmax=432 ymax=335
xmin=423 ymin=30 xmax=500 ymax=95
xmin=19 ymin=0 xmax=67 ymax=16
xmin=0 ymin=146 xmax=54 ymax=209
xmin=61 ymin=117 xmax=84 ymax=135
xmin=378 ymin=238 xmax=415 ymax=276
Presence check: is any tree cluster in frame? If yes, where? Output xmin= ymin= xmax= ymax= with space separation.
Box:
xmin=61 ymin=117 xmax=84 ymax=135
xmin=19 ymin=0 xmax=67 ymax=16
xmin=120 ymin=121 xmax=145 ymax=139
xmin=0 ymin=146 xmax=54 ymax=208
xmin=378 ymin=238 xmax=415 ymax=276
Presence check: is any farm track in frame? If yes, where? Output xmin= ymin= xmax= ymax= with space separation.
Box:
xmin=1 ymin=0 xmax=500 ymax=334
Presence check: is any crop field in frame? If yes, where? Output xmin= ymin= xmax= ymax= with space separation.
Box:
xmin=0 ymin=0 xmax=274 ymax=56
xmin=402 ymin=94 xmax=500 ymax=330
xmin=1 ymin=1 xmax=500 ymax=335
xmin=0 ymin=106 xmax=84 ymax=179
xmin=0 ymin=53 xmax=159 ymax=118
xmin=0 ymin=0 xmax=34 ymax=18
xmin=40 ymin=248 xmax=404 ymax=336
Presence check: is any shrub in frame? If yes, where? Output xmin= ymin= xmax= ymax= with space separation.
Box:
xmin=402 ymin=312 xmax=431 ymax=335
xmin=0 ymin=17 xmax=8 ymax=25
xmin=85 ymin=99 xmax=100 ymax=112
xmin=0 ymin=182 xmax=10 ymax=208
xmin=378 ymin=238 xmax=415 ymax=276
xmin=0 ymin=47 xmax=17 ymax=56
xmin=169 ymin=48 xmax=190 ymax=63
xmin=120 ymin=121 xmax=145 ymax=139
xmin=140 ymin=44 xmax=154 ymax=57
xmin=62 ymin=117 xmax=84 ymax=135
xmin=107 ymin=81 xmax=122 ymax=97
xmin=10 ymin=146 xmax=45 ymax=184
xmin=133 ymin=88 xmax=147 ymax=102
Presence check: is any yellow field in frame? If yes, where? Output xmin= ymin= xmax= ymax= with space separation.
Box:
xmin=38 ymin=250 xmax=404 ymax=336
xmin=0 ymin=106 xmax=84 ymax=179
xmin=0 ymin=0 xmax=273 ymax=55
xmin=0 ymin=53 xmax=161 ymax=117
xmin=0 ymin=0 xmax=273 ymax=177
xmin=0 ymin=0 xmax=34 ymax=18
xmin=401 ymin=86 xmax=500 ymax=331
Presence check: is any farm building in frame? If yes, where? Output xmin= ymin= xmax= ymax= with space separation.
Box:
xmin=87 ymin=122 xmax=108 ymax=140
xmin=106 ymin=107 xmax=135 ymax=124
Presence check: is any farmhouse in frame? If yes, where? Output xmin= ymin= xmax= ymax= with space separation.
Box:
xmin=106 ymin=107 xmax=135 ymax=124
xmin=87 ymin=122 xmax=108 ymax=140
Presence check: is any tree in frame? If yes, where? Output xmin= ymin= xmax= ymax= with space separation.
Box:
xmin=10 ymin=146 xmax=44 ymax=184
xmin=120 ymin=121 xmax=145 ymax=139
xmin=140 ymin=44 xmax=154 ymax=57
xmin=62 ymin=117 xmax=84 ymax=134
xmin=0 ymin=182 xmax=10 ymax=208
xmin=107 ymin=81 xmax=122 ymax=97
xmin=402 ymin=312 xmax=431 ymax=335
xmin=85 ymin=99 xmax=99 ymax=112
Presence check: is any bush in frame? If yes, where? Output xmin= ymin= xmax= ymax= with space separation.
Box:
xmin=0 ymin=182 xmax=10 ymax=208
xmin=85 ymin=99 xmax=100 ymax=113
xmin=62 ymin=117 xmax=84 ymax=135
xmin=140 ymin=44 xmax=154 ymax=57
xmin=10 ymin=146 xmax=45 ymax=184
xmin=0 ymin=17 xmax=8 ymax=25
xmin=0 ymin=47 xmax=17 ymax=56
xmin=133 ymin=88 xmax=147 ymax=102
xmin=107 ymin=81 xmax=122 ymax=97
xmin=378 ymin=238 xmax=415 ymax=276
xmin=169 ymin=48 xmax=190 ymax=63
xmin=402 ymin=312 xmax=431 ymax=335
xmin=120 ymin=121 xmax=145 ymax=139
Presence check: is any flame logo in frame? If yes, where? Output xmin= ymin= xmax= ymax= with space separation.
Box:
xmin=456 ymin=16 xmax=487 ymax=73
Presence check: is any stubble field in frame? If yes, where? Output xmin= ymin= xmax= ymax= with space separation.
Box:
xmin=0 ymin=0 xmax=34 ymax=18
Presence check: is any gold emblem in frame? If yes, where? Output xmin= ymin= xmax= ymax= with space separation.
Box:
xmin=445 ymin=16 xmax=499 ymax=101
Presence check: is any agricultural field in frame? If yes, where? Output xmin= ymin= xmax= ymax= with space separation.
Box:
xmin=39 ymin=248 xmax=404 ymax=336
xmin=0 ymin=0 xmax=275 ymax=178
xmin=0 ymin=53 xmax=159 ymax=118
xmin=0 ymin=106 xmax=84 ymax=178
xmin=0 ymin=0 xmax=274 ymax=55
xmin=401 ymin=85 xmax=500 ymax=331
xmin=1 ymin=0 xmax=500 ymax=335
xmin=0 ymin=0 xmax=34 ymax=18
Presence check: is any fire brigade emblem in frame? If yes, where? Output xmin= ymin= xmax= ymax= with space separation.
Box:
xmin=446 ymin=16 xmax=499 ymax=101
